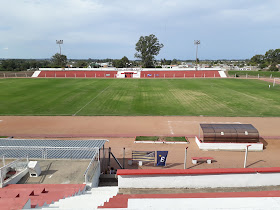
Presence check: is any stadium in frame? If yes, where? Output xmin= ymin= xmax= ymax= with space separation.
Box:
xmin=1 ymin=66 xmax=280 ymax=209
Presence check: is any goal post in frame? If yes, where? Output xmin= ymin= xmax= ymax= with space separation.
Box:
xmin=273 ymin=78 xmax=280 ymax=87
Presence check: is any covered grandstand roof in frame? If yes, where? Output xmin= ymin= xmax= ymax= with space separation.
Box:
xmin=200 ymin=124 xmax=259 ymax=143
xmin=0 ymin=139 xmax=108 ymax=159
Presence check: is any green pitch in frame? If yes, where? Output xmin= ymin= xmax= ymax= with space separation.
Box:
xmin=0 ymin=78 xmax=280 ymax=117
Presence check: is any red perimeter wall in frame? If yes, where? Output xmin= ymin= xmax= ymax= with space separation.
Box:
xmin=38 ymin=71 xmax=118 ymax=78
xmin=141 ymin=70 xmax=220 ymax=78
xmin=38 ymin=70 xmax=220 ymax=78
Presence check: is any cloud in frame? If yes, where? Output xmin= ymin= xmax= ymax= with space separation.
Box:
xmin=0 ymin=0 xmax=280 ymax=59
xmin=3 ymin=48 xmax=8 ymax=50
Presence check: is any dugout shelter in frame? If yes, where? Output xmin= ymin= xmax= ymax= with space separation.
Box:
xmin=200 ymin=124 xmax=259 ymax=143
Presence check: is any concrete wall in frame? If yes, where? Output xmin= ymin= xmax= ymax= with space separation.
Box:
xmin=118 ymin=168 xmax=280 ymax=189
xmin=195 ymin=136 xmax=263 ymax=151
xmin=89 ymin=162 xmax=101 ymax=188
xmin=1 ymin=168 xmax=29 ymax=188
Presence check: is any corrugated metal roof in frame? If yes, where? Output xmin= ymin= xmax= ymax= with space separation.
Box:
xmin=0 ymin=139 xmax=108 ymax=159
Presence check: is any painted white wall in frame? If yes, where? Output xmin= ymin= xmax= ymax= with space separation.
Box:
xmin=89 ymin=162 xmax=101 ymax=188
xmin=118 ymin=172 xmax=280 ymax=189
xmin=133 ymin=71 xmax=141 ymax=78
xmin=116 ymin=71 xmax=140 ymax=78
xmin=31 ymin=71 xmax=41 ymax=77
xmin=195 ymin=137 xmax=263 ymax=151
xmin=127 ymin=197 xmax=280 ymax=209
xmin=218 ymin=71 xmax=227 ymax=78
xmin=141 ymin=68 xmax=224 ymax=71
xmin=39 ymin=67 xmax=225 ymax=71
xmin=39 ymin=68 xmax=117 ymax=71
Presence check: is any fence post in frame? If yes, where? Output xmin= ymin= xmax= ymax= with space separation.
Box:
xmin=108 ymin=147 xmax=111 ymax=167
xmin=244 ymin=145 xmax=251 ymax=168
xmin=184 ymin=147 xmax=188 ymax=169
xmin=2 ymin=155 xmax=5 ymax=166
xmin=258 ymin=74 xmax=259 ymax=79
xmin=123 ymin=147 xmax=125 ymax=169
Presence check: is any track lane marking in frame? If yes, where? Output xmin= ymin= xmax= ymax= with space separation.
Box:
xmin=168 ymin=121 xmax=174 ymax=135
xmin=73 ymin=86 xmax=110 ymax=116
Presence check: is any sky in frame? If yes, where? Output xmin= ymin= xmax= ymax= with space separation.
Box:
xmin=0 ymin=0 xmax=280 ymax=60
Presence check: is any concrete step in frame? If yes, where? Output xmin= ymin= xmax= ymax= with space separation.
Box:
xmin=41 ymin=186 xmax=118 ymax=209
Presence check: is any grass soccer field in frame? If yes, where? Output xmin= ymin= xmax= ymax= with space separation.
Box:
xmin=0 ymin=78 xmax=280 ymax=117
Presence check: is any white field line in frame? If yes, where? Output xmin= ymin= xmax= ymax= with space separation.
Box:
xmin=168 ymin=121 xmax=174 ymax=135
xmin=73 ymin=86 xmax=110 ymax=116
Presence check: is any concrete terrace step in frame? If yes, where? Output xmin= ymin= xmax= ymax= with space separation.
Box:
xmin=42 ymin=186 xmax=118 ymax=210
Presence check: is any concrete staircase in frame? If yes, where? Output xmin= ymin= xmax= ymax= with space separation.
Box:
xmin=40 ymin=186 xmax=118 ymax=209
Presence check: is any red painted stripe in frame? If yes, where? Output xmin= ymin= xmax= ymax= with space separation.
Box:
xmin=117 ymin=167 xmax=280 ymax=176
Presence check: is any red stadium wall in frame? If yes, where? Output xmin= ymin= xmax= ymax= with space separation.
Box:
xmin=37 ymin=70 xmax=220 ymax=78
xmin=38 ymin=71 xmax=118 ymax=78
xmin=141 ymin=70 xmax=220 ymax=78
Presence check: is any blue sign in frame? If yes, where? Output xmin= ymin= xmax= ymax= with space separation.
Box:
xmin=147 ymin=74 xmax=152 ymax=77
xmin=157 ymin=151 xmax=168 ymax=166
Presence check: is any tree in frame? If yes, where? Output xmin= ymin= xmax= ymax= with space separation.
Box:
xmin=269 ymin=63 xmax=279 ymax=71
xmin=250 ymin=54 xmax=264 ymax=65
xmin=112 ymin=56 xmax=130 ymax=68
xmin=135 ymin=34 xmax=164 ymax=68
xmin=51 ymin=53 xmax=67 ymax=67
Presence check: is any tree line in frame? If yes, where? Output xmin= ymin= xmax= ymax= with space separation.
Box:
xmin=250 ymin=49 xmax=280 ymax=71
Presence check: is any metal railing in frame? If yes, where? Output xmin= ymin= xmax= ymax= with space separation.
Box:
xmin=84 ymin=148 xmax=99 ymax=184
xmin=0 ymin=158 xmax=28 ymax=188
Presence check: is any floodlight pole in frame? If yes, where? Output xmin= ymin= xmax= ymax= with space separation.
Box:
xmin=244 ymin=145 xmax=251 ymax=168
xmin=194 ymin=40 xmax=200 ymax=70
xmin=56 ymin=40 xmax=63 ymax=55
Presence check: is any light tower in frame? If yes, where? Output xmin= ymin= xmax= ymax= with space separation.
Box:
xmin=56 ymin=40 xmax=63 ymax=55
xmin=194 ymin=40 xmax=200 ymax=69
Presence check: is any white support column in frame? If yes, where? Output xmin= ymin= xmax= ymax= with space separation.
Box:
xmin=244 ymin=145 xmax=251 ymax=168
xmin=184 ymin=147 xmax=188 ymax=169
